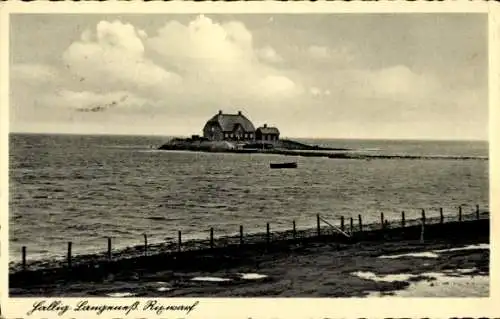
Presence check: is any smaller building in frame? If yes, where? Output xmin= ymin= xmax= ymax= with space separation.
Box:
xmin=256 ymin=124 xmax=280 ymax=142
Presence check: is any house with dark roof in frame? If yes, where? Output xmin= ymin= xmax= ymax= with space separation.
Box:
xmin=256 ymin=124 xmax=280 ymax=142
xmin=203 ymin=110 xmax=256 ymax=141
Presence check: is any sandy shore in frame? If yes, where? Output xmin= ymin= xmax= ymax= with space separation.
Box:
xmin=10 ymin=235 xmax=488 ymax=297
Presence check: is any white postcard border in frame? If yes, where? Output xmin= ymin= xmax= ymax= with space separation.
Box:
xmin=1 ymin=2 xmax=498 ymax=318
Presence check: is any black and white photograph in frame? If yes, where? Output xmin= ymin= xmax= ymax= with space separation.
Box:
xmin=1 ymin=4 xmax=496 ymax=315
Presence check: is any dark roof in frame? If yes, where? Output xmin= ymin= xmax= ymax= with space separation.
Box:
xmin=257 ymin=126 xmax=280 ymax=135
xmin=206 ymin=111 xmax=256 ymax=132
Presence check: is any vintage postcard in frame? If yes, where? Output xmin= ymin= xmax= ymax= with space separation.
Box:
xmin=1 ymin=1 xmax=499 ymax=318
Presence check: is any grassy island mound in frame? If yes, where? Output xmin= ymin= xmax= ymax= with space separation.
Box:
xmin=158 ymin=137 xmax=349 ymax=152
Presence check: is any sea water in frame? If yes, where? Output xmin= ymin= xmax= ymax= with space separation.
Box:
xmin=8 ymin=133 xmax=489 ymax=262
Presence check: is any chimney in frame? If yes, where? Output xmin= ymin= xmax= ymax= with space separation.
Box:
xmin=218 ymin=110 xmax=223 ymax=115
xmin=238 ymin=110 xmax=242 ymax=115
xmin=264 ymin=124 xmax=268 ymax=128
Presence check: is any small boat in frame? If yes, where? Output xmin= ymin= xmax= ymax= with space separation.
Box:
xmin=270 ymin=162 xmax=297 ymax=169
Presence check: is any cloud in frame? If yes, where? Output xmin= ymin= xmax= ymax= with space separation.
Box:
xmin=11 ymin=15 xmax=302 ymax=125
xmin=313 ymin=65 xmax=441 ymax=102
xmin=148 ymin=16 xmax=253 ymax=70
xmin=11 ymin=63 xmax=60 ymax=84
xmin=9 ymin=15 xmax=486 ymax=140
xmin=370 ymin=66 xmax=439 ymax=97
xmin=307 ymin=45 xmax=355 ymax=65
xmin=309 ymin=86 xmax=331 ymax=98
xmin=147 ymin=15 xmax=298 ymax=101
xmin=62 ymin=20 xmax=181 ymax=96
xmin=137 ymin=29 xmax=148 ymax=39
xmin=15 ymin=15 xmax=300 ymax=117
xmin=257 ymin=46 xmax=283 ymax=63
xmin=308 ymin=45 xmax=330 ymax=59
xmin=358 ymin=65 xmax=440 ymax=100
xmin=255 ymin=75 xmax=298 ymax=98
xmin=42 ymin=89 xmax=153 ymax=111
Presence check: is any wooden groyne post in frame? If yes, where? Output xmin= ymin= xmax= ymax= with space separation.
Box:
xmin=380 ymin=212 xmax=385 ymax=230
xmin=178 ymin=231 xmax=182 ymax=253
xmin=401 ymin=211 xmax=405 ymax=228
xmin=358 ymin=214 xmax=363 ymax=232
xmin=340 ymin=216 xmax=345 ymax=231
xmin=476 ymin=204 xmax=480 ymax=220
xmin=292 ymin=220 xmax=296 ymax=240
xmin=421 ymin=209 xmax=426 ymax=225
xmin=22 ymin=246 xmax=26 ymax=271
xmin=240 ymin=225 xmax=244 ymax=246
xmin=316 ymin=214 xmax=321 ymax=236
xmin=266 ymin=223 xmax=270 ymax=248
xmin=67 ymin=241 xmax=72 ymax=268
xmin=107 ymin=237 xmax=112 ymax=260
xmin=440 ymin=208 xmax=444 ymax=224
xmin=420 ymin=219 xmax=425 ymax=243
xmin=210 ymin=228 xmax=214 ymax=249
xmin=350 ymin=217 xmax=354 ymax=234
xmin=143 ymin=234 xmax=148 ymax=256
xmin=459 ymin=206 xmax=462 ymax=222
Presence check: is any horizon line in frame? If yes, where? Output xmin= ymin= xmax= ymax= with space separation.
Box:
xmin=7 ymin=130 xmax=489 ymax=143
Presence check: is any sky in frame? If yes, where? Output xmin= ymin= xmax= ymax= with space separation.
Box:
xmin=9 ymin=13 xmax=488 ymax=140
